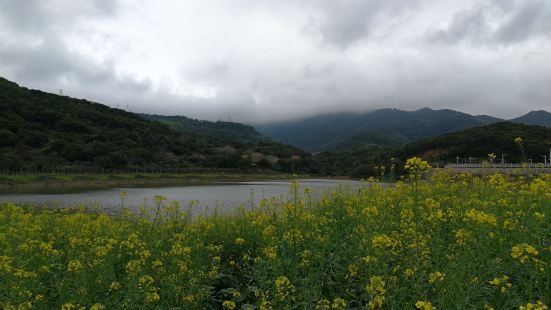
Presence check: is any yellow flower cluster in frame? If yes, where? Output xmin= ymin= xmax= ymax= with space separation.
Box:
xmin=405 ymin=157 xmax=431 ymax=179
xmin=0 ymin=170 xmax=549 ymax=308
xmin=372 ymin=234 xmax=394 ymax=248
xmin=416 ymin=301 xmax=436 ymax=310
xmin=366 ymin=276 xmax=385 ymax=309
xmin=222 ymin=300 xmax=237 ymax=309
xmin=519 ymin=301 xmax=548 ymax=310
xmin=489 ymin=275 xmax=512 ymax=294
xmin=464 ymin=208 xmax=497 ymax=226
xmin=511 ymin=243 xmax=539 ymax=264
xmin=405 ymin=157 xmax=431 ymax=173
xmin=235 ymin=237 xmax=246 ymax=245
xmin=331 ymin=298 xmax=347 ymax=309
xmin=428 ymin=271 xmax=445 ymax=284
xmin=67 ymin=260 xmax=83 ymax=272
xmin=275 ymin=276 xmax=294 ymax=301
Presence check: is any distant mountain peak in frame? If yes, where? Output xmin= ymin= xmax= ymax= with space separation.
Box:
xmin=526 ymin=110 xmax=550 ymax=115
xmin=415 ymin=107 xmax=434 ymax=112
xmin=256 ymin=106 xmax=501 ymax=151
xmin=511 ymin=110 xmax=551 ymax=127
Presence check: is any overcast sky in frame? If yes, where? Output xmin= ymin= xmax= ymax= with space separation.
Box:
xmin=0 ymin=0 xmax=550 ymax=123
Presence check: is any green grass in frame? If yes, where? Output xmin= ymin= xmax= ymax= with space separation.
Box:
xmin=0 ymin=172 xmax=300 ymax=186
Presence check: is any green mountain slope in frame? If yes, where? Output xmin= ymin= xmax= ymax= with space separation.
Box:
xmin=314 ymin=122 xmax=551 ymax=178
xmin=0 ymin=77 xmax=313 ymax=173
xmin=256 ymin=108 xmax=501 ymax=152
xmin=396 ymin=122 xmax=551 ymax=163
xmin=140 ymin=114 xmax=269 ymax=144
xmin=511 ymin=110 xmax=551 ymax=127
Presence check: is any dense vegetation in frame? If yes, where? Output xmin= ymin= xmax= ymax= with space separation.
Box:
xmin=255 ymin=108 xmax=551 ymax=152
xmin=2 ymin=77 xmax=549 ymax=179
xmin=140 ymin=114 xmax=269 ymax=144
xmin=314 ymin=122 xmax=551 ymax=178
xmin=1 ymin=165 xmax=549 ymax=309
xmin=255 ymin=108 xmax=501 ymax=152
xmin=396 ymin=122 xmax=551 ymax=164
xmin=0 ymin=78 xmax=314 ymax=174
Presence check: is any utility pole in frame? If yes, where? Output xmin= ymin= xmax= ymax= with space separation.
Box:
xmin=501 ymin=154 xmax=508 ymax=166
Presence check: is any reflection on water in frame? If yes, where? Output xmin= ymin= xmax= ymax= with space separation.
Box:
xmin=0 ymin=179 xmax=366 ymax=216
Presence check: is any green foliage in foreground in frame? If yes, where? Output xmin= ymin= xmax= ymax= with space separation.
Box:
xmin=0 ymin=172 xmax=550 ymax=309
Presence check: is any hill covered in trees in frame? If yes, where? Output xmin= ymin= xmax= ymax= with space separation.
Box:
xmin=0 ymin=77 xmax=314 ymax=173
xmin=315 ymin=122 xmax=551 ymax=178
xmin=2 ymin=77 xmax=548 ymax=178
xmin=140 ymin=114 xmax=269 ymax=144
xmin=396 ymin=122 xmax=551 ymax=164
xmin=255 ymin=108 xmax=501 ymax=151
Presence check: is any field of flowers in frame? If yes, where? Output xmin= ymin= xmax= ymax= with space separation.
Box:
xmin=0 ymin=159 xmax=549 ymax=309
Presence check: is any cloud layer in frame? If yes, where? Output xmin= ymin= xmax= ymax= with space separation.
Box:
xmin=0 ymin=0 xmax=550 ymax=123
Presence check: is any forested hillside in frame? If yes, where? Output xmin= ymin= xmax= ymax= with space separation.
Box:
xmin=255 ymin=108 xmax=500 ymax=151
xmin=140 ymin=114 xmax=269 ymax=144
xmin=315 ymin=122 xmax=551 ymax=178
xmin=396 ymin=122 xmax=551 ymax=163
xmin=0 ymin=78 xmax=314 ymax=173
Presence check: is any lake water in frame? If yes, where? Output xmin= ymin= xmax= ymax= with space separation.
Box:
xmin=0 ymin=179 xmax=364 ymax=216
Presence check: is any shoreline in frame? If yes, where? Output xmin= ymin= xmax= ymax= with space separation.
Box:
xmin=0 ymin=173 xmax=354 ymax=194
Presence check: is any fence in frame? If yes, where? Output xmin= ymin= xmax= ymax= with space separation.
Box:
xmin=444 ymin=163 xmax=551 ymax=174
xmin=0 ymin=167 xmax=252 ymax=176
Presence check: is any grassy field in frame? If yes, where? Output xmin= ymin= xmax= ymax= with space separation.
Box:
xmin=0 ymin=159 xmax=549 ymax=309
xmin=0 ymin=172 xmax=301 ymax=184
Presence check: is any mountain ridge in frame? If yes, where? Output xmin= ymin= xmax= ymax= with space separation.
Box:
xmin=139 ymin=113 xmax=270 ymax=144
xmin=255 ymin=107 xmax=505 ymax=151
xmin=0 ymin=77 xmax=314 ymax=173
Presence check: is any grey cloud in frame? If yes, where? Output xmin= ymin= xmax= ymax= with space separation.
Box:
xmin=0 ymin=36 xmax=153 ymax=100
xmin=0 ymin=0 xmax=47 ymax=32
xmin=496 ymin=0 xmax=551 ymax=43
xmin=0 ymin=39 xmax=73 ymax=80
xmin=305 ymin=0 xmax=424 ymax=48
xmin=0 ymin=0 xmax=120 ymax=33
xmin=0 ymin=0 xmax=151 ymax=105
xmin=0 ymin=0 xmax=550 ymax=123
xmin=427 ymin=0 xmax=551 ymax=45
xmin=428 ymin=7 xmax=492 ymax=44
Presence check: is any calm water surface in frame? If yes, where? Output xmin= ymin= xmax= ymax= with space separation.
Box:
xmin=0 ymin=179 xmax=364 ymax=216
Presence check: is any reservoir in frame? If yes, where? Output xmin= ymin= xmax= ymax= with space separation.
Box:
xmin=0 ymin=179 xmax=364 ymax=216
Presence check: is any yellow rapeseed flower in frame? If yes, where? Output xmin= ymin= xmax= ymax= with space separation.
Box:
xmin=519 ymin=300 xmax=548 ymax=310
xmin=222 ymin=300 xmax=237 ymax=309
xmin=366 ymin=276 xmax=386 ymax=309
xmin=235 ymin=237 xmax=246 ymax=245
xmin=372 ymin=234 xmax=394 ymax=248
xmin=67 ymin=260 xmax=82 ymax=272
xmin=428 ymin=272 xmax=445 ymax=284
xmin=331 ymin=298 xmax=347 ymax=309
xmin=416 ymin=301 xmax=436 ymax=310
xmin=90 ymin=304 xmax=106 ymax=310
